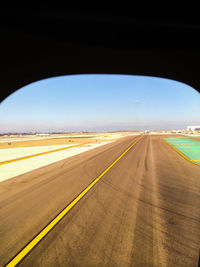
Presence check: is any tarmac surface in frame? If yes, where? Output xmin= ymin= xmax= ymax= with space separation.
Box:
xmin=0 ymin=135 xmax=200 ymax=266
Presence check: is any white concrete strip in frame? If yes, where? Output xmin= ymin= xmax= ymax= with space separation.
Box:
xmin=0 ymin=137 xmax=52 ymax=143
xmin=0 ymin=144 xmax=76 ymax=162
xmin=0 ymin=142 xmax=111 ymax=182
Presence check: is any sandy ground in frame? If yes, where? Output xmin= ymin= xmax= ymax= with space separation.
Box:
xmin=0 ymin=132 xmax=140 ymax=182
xmin=0 ymin=137 xmax=94 ymax=148
xmin=0 ymin=132 xmax=139 ymax=148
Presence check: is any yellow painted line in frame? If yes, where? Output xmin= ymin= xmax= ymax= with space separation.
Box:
xmin=0 ymin=142 xmax=92 ymax=166
xmin=163 ymin=139 xmax=200 ymax=166
xmin=5 ymin=135 xmax=144 ymax=267
xmin=190 ymin=160 xmax=200 ymax=166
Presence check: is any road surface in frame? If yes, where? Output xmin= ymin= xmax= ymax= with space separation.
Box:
xmin=0 ymin=135 xmax=200 ymax=266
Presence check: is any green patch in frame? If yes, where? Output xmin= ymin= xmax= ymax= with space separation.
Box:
xmin=165 ymin=137 xmax=200 ymax=163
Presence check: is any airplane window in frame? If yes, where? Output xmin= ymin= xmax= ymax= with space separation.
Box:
xmin=0 ymin=74 xmax=200 ymax=266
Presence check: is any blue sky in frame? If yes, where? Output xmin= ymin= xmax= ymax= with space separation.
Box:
xmin=0 ymin=74 xmax=200 ymax=133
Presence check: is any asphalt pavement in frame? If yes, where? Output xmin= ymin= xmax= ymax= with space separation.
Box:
xmin=1 ymin=135 xmax=200 ymax=266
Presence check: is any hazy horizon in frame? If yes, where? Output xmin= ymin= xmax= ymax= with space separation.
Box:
xmin=0 ymin=74 xmax=200 ymax=133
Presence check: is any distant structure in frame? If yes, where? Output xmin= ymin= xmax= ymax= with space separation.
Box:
xmin=36 ymin=133 xmax=50 ymax=136
xmin=187 ymin=126 xmax=200 ymax=132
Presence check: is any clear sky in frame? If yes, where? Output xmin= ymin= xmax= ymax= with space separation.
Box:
xmin=0 ymin=74 xmax=200 ymax=133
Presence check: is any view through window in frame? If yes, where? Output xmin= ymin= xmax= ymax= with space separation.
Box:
xmin=0 ymin=74 xmax=200 ymax=266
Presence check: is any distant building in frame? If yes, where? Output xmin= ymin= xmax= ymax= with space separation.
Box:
xmin=36 ymin=133 xmax=50 ymax=136
xmin=187 ymin=126 xmax=200 ymax=132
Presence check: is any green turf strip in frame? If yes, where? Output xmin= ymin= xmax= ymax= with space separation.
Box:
xmin=165 ymin=137 xmax=200 ymax=162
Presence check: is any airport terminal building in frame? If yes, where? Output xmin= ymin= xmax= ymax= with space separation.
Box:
xmin=187 ymin=126 xmax=200 ymax=132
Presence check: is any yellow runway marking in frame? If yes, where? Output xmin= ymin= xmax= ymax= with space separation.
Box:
xmin=163 ymin=139 xmax=200 ymax=166
xmin=0 ymin=142 xmax=92 ymax=166
xmin=190 ymin=160 xmax=200 ymax=166
xmin=5 ymin=135 xmax=143 ymax=267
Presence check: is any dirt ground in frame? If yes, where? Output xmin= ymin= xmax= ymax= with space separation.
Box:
xmin=0 ymin=132 xmax=139 ymax=149
xmin=0 ymin=137 xmax=96 ymax=149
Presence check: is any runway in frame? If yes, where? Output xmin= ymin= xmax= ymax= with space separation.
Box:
xmin=1 ymin=135 xmax=200 ymax=266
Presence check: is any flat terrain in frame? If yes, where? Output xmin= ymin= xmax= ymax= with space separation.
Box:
xmin=165 ymin=136 xmax=200 ymax=164
xmin=190 ymin=136 xmax=200 ymax=141
xmin=0 ymin=136 xmax=94 ymax=149
xmin=0 ymin=135 xmax=200 ymax=266
xmin=0 ymin=132 xmax=138 ymax=148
